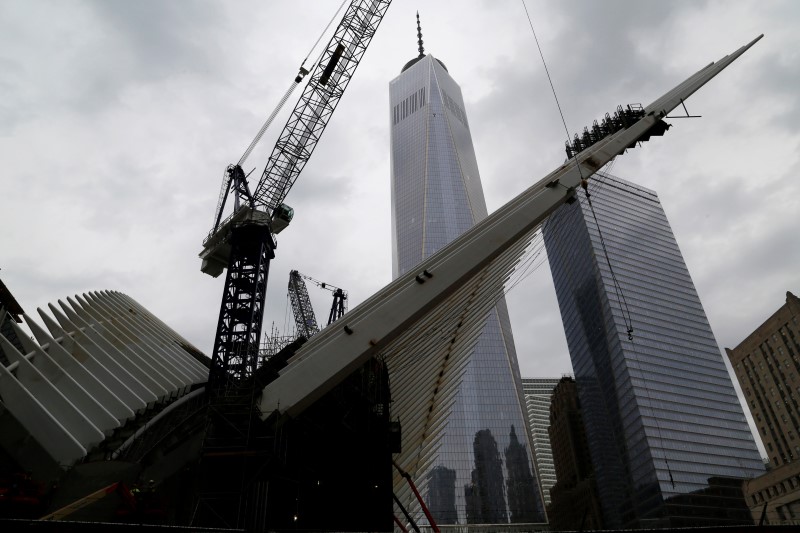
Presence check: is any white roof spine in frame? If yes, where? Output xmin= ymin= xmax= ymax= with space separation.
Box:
xmin=24 ymin=315 xmax=136 ymax=423
xmin=69 ymin=295 xmax=188 ymax=394
xmin=80 ymin=293 xmax=195 ymax=387
xmin=45 ymin=303 xmax=159 ymax=406
xmin=58 ymin=299 xmax=171 ymax=399
xmin=259 ymin=34 xmax=763 ymax=420
xmin=36 ymin=308 xmax=148 ymax=414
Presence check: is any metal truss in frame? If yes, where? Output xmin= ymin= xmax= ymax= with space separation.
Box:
xmin=288 ymin=270 xmax=320 ymax=339
xmin=254 ymin=0 xmax=392 ymax=212
xmin=208 ymin=222 xmax=273 ymax=394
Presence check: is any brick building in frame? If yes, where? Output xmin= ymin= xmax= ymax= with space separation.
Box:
xmin=726 ymin=291 xmax=800 ymax=524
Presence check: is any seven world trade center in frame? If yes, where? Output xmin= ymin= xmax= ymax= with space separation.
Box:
xmin=543 ymin=173 xmax=765 ymax=528
xmin=389 ymin=41 xmax=545 ymax=524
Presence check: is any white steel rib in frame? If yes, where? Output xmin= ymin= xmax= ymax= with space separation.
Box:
xmin=0 ymin=291 xmax=208 ymax=468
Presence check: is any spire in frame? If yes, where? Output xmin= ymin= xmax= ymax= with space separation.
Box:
xmin=400 ymin=13 xmax=447 ymax=73
xmin=416 ymin=12 xmax=425 ymax=58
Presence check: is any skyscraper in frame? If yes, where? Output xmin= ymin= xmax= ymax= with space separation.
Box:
xmin=389 ymin=21 xmax=544 ymax=524
xmin=543 ymin=172 xmax=764 ymax=528
xmin=521 ymin=377 xmax=560 ymax=506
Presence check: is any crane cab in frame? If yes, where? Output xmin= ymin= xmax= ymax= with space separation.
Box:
xmin=271 ymin=204 xmax=294 ymax=234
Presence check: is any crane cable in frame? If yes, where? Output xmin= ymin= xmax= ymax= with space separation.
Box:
xmin=237 ymin=0 xmax=349 ymax=167
xmin=238 ymin=81 xmax=301 ymax=167
xmin=519 ymin=0 xmax=634 ymax=333
xmin=300 ymin=0 xmax=349 ymax=70
xmin=502 ymin=165 xmax=617 ymax=296
xmin=520 ymin=0 xmax=575 ymax=171
xmin=520 ymin=0 xmax=677 ymax=489
xmin=583 ymin=191 xmax=635 ymax=340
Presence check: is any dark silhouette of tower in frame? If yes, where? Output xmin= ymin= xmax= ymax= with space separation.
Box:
xmin=504 ymin=425 xmax=539 ymax=523
xmin=427 ymin=465 xmax=457 ymax=524
xmin=547 ymin=376 xmax=603 ymax=530
xmin=464 ymin=429 xmax=507 ymax=524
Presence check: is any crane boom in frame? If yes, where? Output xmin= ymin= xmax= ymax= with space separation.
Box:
xmin=254 ymin=0 xmax=391 ymax=212
xmin=200 ymin=0 xmax=391 ymax=278
xmin=289 ymin=270 xmax=321 ymax=339
xmin=289 ymin=271 xmax=349 ymax=334
xmin=202 ymin=0 xmax=392 ymax=393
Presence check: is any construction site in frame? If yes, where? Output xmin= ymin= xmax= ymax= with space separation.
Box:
xmin=0 ymin=1 xmax=782 ymax=532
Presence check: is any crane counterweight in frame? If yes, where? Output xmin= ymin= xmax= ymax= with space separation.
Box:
xmin=199 ymin=207 xmax=272 ymax=278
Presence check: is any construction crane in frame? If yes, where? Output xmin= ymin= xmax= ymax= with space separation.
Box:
xmin=288 ymin=270 xmax=320 ymax=339
xmin=192 ymin=2 xmax=392 ymax=529
xmin=288 ymin=270 xmax=348 ymax=340
xmin=199 ymin=0 xmax=391 ymax=396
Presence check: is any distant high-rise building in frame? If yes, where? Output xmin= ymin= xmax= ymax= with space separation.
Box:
xmin=547 ymin=376 xmax=603 ymax=531
xmin=522 ymin=378 xmax=560 ymax=506
xmin=389 ymin=20 xmax=544 ymax=525
xmin=727 ymin=291 xmax=800 ymax=524
xmin=543 ymin=172 xmax=764 ymax=528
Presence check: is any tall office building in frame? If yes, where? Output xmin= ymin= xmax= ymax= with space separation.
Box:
xmin=389 ymin=23 xmax=544 ymax=524
xmin=521 ymin=378 xmax=560 ymax=506
xmin=543 ymin=172 xmax=764 ymax=528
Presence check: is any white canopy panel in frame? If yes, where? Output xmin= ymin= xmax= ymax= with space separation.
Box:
xmin=0 ymin=291 xmax=208 ymax=468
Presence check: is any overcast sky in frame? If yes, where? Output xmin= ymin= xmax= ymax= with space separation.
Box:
xmin=1 ymin=1 xmax=798 ymax=447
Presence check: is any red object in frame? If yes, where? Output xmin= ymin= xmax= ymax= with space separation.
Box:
xmin=393 ymin=514 xmax=410 ymax=532
xmin=393 ymin=460 xmax=440 ymax=533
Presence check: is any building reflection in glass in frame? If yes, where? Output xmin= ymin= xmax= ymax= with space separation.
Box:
xmin=464 ymin=429 xmax=507 ymax=524
xmin=505 ymin=425 xmax=540 ymax=523
xmin=427 ymin=465 xmax=457 ymax=524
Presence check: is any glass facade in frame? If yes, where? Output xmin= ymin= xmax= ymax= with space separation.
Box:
xmin=390 ymin=55 xmax=545 ymax=524
xmin=521 ymin=378 xmax=561 ymax=506
xmin=543 ymin=173 xmax=765 ymax=527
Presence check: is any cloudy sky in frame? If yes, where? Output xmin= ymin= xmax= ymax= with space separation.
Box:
xmin=1 ymin=1 xmax=798 ymax=431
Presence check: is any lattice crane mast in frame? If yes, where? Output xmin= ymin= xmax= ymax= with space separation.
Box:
xmin=288 ymin=270 xmax=320 ymax=339
xmin=198 ymin=0 xmax=391 ymax=394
